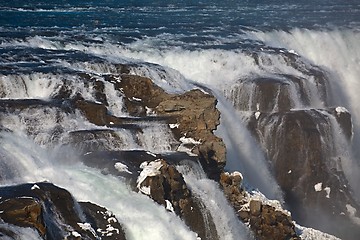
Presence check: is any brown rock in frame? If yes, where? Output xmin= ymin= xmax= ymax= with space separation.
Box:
xmin=116 ymin=75 xmax=226 ymax=180
xmin=220 ymin=171 xmax=300 ymax=240
xmin=249 ymin=200 xmax=262 ymax=216
xmin=0 ymin=198 xmax=46 ymax=236
xmin=138 ymin=159 xmax=218 ymax=240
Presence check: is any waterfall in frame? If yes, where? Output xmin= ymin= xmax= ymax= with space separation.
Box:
xmin=177 ymin=160 xmax=254 ymax=240
xmin=0 ymin=131 xmax=200 ymax=240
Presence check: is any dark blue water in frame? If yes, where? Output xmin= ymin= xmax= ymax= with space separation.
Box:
xmin=1 ymin=0 xmax=359 ymax=44
xmin=1 ymin=0 xmax=359 ymax=74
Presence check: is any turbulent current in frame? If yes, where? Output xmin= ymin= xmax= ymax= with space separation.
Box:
xmin=0 ymin=1 xmax=360 ymax=239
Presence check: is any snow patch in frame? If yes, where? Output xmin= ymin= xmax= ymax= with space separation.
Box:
xmin=179 ymin=136 xmax=201 ymax=145
xmin=254 ymin=111 xmax=261 ymax=120
xmin=131 ymin=97 xmax=142 ymax=102
xmin=288 ymin=170 xmax=292 ymax=174
xmin=288 ymin=49 xmax=299 ymax=56
xmin=314 ymin=182 xmax=322 ymax=192
xmin=114 ymin=162 xmax=132 ymax=174
xmin=137 ymin=160 xmax=163 ymax=194
xmin=139 ymin=186 xmax=151 ymax=195
xmin=145 ymin=106 xmax=155 ymax=115
xmin=295 ymin=223 xmax=340 ymax=240
xmin=165 ymin=200 xmax=175 ymax=213
xmin=71 ymin=231 xmax=81 ymax=238
xmin=146 ymin=151 xmax=157 ymax=157
xmin=249 ymin=190 xmax=290 ymax=216
xmin=31 ymin=184 xmax=40 ymax=190
xmin=97 ymin=224 xmax=120 ymax=237
xmin=77 ymin=222 xmax=97 ymax=238
xmin=232 ymin=171 xmax=243 ymax=179
xmin=169 ymin=123 xmax=179 ymax=129
xmin=335 ymin=106 xmax=348 ymax=116
xmin=324 ymin=187 xmax=331 ymax=198
xmin=107 ymin=217 xmax=117 ymax=223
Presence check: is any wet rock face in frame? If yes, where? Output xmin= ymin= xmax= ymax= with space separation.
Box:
xmin=137 ymin=159 xmax=218 ymax=240
xmin=220 ymin=172 xmax=300 ymax=240
xmin=248 ymin=109 xmax=360 ymax=238
xmin=225 ymin=74 xmax=327 ymax=113
xmin=0 ymin=198 xmax=45 ymax=236
xmin=0 ymin=182 xmax=126 ymax=240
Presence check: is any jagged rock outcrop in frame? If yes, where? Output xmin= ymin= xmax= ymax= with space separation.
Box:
xmin=220 ymin=171 xmax=300 ymax=240
xmin=0 ymin=182 xmax=126 ymax=240
xmin=246 ymin=108 xmax=360 ymax=239
xmin=111 ymin=74 xmax=226 ymax=180
xmin=222 ymin=53 xmax=359 ymax=239
xmin=1 ymin=67 xmax=349 ymax=240
xmin=137 ymin=159 xmax=218 ymax=240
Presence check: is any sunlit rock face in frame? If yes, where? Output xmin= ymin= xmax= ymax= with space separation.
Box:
xmin=115 ymin=74 xmax=226 ymax=180
xmin=220 ymin=172 xmax=300 ymax=240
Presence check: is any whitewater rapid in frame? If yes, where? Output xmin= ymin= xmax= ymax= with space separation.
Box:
xmin=4 ymin=27 xmax=358 ymax=201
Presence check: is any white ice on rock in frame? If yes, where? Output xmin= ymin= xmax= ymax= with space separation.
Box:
xmin=179 ymin=136 xmax=201 ymax=145
xmin=165 ymin=199 xmax=175 ymax=213
xmin=314 ymin=182 xmax=323 ymax=192
xmin=114 ymin=162 xmax=132 ymax=174
xmin=31 ymin=184 xmax=40 ymax=190
xmin=77 ymin=222 xmax=97 ymax=238
xmin=136 ymin=160 xmax=163 ymax=195
xmin=296 ymin=224 xmax=341 ymax=240
xmin=247 ymin=190 xmax=290 ymax=216
xmin=324 ymin=187 xmax=331 ymax=198
xmin=169 ymin=123 xmax=180 ymax=129
xmin=71 ymin=231 xmax=81 ymax=238
xmin=335 ymin=106 xmax=348 ymax=116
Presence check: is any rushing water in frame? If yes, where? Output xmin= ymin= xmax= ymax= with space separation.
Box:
xmin=0 ymin=1 xmax=359 ymax=239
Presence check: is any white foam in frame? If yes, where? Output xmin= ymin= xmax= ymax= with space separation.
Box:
xmin=0 ymin=132 xmax=199 ymax=240
xmin=177 ymin=161 xmax=254 ymax=240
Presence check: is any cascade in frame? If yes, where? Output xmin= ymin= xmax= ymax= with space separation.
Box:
xmin=0 ymin=131 xmax=200 ymax=240
xmin=177 ymin=160 xmax=254 ymax=240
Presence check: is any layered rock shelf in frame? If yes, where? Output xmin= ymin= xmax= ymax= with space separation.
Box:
xmin=0 ymin=61 xmax=358 ymax=240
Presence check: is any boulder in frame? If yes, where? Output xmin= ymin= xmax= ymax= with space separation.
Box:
xmin=0 ymin=182 xmax=126 ymax=240
xmin=137 ymin=159 xmax=218 ymax=240
xmin=0 ymin=198 xmax=45 ymax=236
